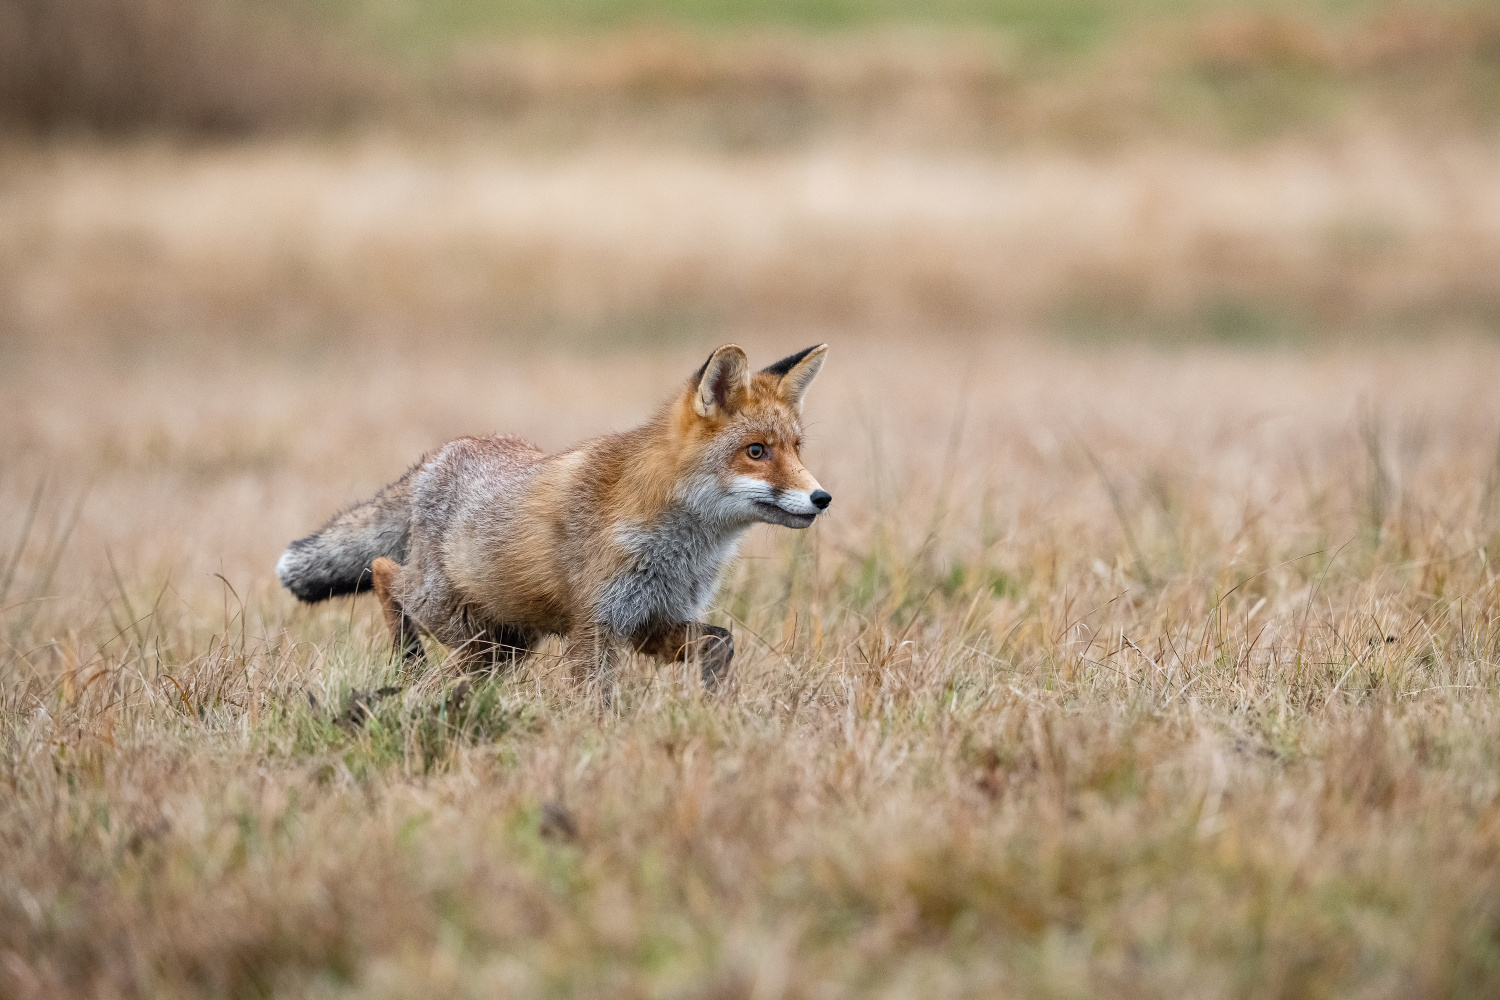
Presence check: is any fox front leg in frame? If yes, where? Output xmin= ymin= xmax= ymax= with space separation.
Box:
xmin=564 ymin=623 xmax=620 ymax=705
xmin=636 ymin=622 xmax=734 ymax=689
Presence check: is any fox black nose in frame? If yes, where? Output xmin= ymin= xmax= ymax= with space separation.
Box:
xmin=810 ymin=490 xmax=832 ymax=510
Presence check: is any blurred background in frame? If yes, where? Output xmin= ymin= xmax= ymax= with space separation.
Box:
xmin=2 ymin=0 xmax=1498 ymax=353
xmin=3 ymin=0 xmax=1500 ymax=599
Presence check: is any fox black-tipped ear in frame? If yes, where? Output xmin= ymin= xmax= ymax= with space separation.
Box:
xmin=693 ymin=345 xmax=751 ymax=418
xmin=762 ymin=344 xmax=827 ymax=411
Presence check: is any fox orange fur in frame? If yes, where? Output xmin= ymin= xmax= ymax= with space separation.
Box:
xmin=277 ymin=344 xmax=831 ymax=688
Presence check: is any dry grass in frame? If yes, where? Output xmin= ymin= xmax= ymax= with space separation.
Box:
xmin=5 ymin=134 xmax=1500 ymax=342
xmin=4 ymin=334 xmax=1500 ymax=998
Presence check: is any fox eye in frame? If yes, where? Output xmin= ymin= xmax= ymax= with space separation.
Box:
xmin=745 ymin=443 xmax=767 ymax=460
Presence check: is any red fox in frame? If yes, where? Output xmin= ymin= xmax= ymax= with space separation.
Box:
xmin=277 ymin=344 xmax=830 ymax=688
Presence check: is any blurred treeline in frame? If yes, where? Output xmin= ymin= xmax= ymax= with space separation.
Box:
xmin=0 ymin=0 xmax=378 ymax=134
xmin=3 ymin=0 xmax=1499 ymax=144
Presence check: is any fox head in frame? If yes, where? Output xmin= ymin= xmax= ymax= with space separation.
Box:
xmin=672 ymin=344 xmax=832 ymax=530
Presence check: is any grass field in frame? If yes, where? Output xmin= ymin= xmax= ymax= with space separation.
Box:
xmin=6 ymin=134 xmax=1499 ymax=341
xmin=5 ymin=1 xmax=1500 ymax=997
xmin=5 ymin=332 xmax=1500 ymax=998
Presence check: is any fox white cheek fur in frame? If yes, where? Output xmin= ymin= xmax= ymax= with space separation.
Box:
xmin=772 ymin=490 xmax=823 ymax=516
xmin=727 ymin=476 xmax=827 ymax=516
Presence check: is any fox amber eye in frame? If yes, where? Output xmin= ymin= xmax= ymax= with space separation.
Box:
xmin=745 ymin=443 xmax=767 ymax=460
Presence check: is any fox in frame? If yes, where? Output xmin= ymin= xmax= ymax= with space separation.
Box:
xmin=276 ymin=343 xmax=831 ymax=689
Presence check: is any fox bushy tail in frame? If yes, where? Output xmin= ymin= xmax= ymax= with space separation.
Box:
xmin=276 ymin=470 xmax=415 ymax=603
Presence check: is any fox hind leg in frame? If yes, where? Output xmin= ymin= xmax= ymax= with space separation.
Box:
xmin=370 ymin=556 xmax=425 ymax=666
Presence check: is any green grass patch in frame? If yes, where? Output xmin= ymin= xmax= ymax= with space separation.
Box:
xmin=313 ymin=0 xmax=1400 ymax=55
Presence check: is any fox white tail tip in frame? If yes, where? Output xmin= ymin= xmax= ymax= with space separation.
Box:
xmin=274 ymin=549 xmax=295 ymax=586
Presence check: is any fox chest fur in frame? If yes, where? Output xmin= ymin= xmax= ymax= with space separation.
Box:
xmin=595 ymin=511 xmax=745 ymax=637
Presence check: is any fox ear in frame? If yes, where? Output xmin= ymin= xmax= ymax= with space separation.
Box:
xmin=693 ymin=345 xmax=751 ymax=418
xmin=762 ymin=344 xmax=828 ymax=411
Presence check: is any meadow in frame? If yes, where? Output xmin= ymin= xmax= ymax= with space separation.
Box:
xmin=7 ymin=329 xmax=1500 ymax=998
xmin=5 ymin=1 xmax=1500 ymax=998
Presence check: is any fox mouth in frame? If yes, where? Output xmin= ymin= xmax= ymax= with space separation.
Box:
xmin=753 ymin=500 xmax=817 ymax=529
